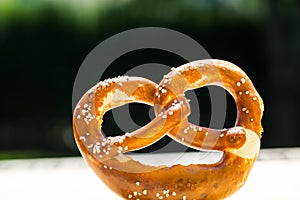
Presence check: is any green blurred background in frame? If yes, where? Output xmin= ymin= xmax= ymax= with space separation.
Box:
xmin=1 ymin=0 xmax=299 ymax=159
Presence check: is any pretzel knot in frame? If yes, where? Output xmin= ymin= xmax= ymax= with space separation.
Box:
xmin=73 ymin=59 xmax=264 ymax=200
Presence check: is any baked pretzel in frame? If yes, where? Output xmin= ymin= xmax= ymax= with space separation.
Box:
xmin=73 ymin=59 xmax=264 ymax=200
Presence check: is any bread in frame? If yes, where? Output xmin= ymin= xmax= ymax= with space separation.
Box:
xmin=73 ymin=59 xmax=264 ymax=199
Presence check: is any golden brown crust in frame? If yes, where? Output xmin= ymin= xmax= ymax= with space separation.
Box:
xmin=73 ymin=59 xmax=264 ymax=200
xmin=84 ymin=151 xmax=255 ymax=200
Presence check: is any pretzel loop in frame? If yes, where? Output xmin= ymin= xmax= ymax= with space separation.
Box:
xmin=73 ymin=59 xmax=264 ymax=200
xmin=73 ymin=76 xmax=189 ymax=162
xmin=154 ymin=59 xmax=263 ymax=153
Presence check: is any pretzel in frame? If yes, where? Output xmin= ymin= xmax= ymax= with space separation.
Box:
xmin=73 ymin=59 xmax=264 ymax=200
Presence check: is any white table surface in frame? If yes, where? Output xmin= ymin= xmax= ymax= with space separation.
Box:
xmin=0 ymin=148 xmax=299 ymax=200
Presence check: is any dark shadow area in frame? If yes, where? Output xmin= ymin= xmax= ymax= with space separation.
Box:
xmin=0 ymin=0 xmax=299 ymax=158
